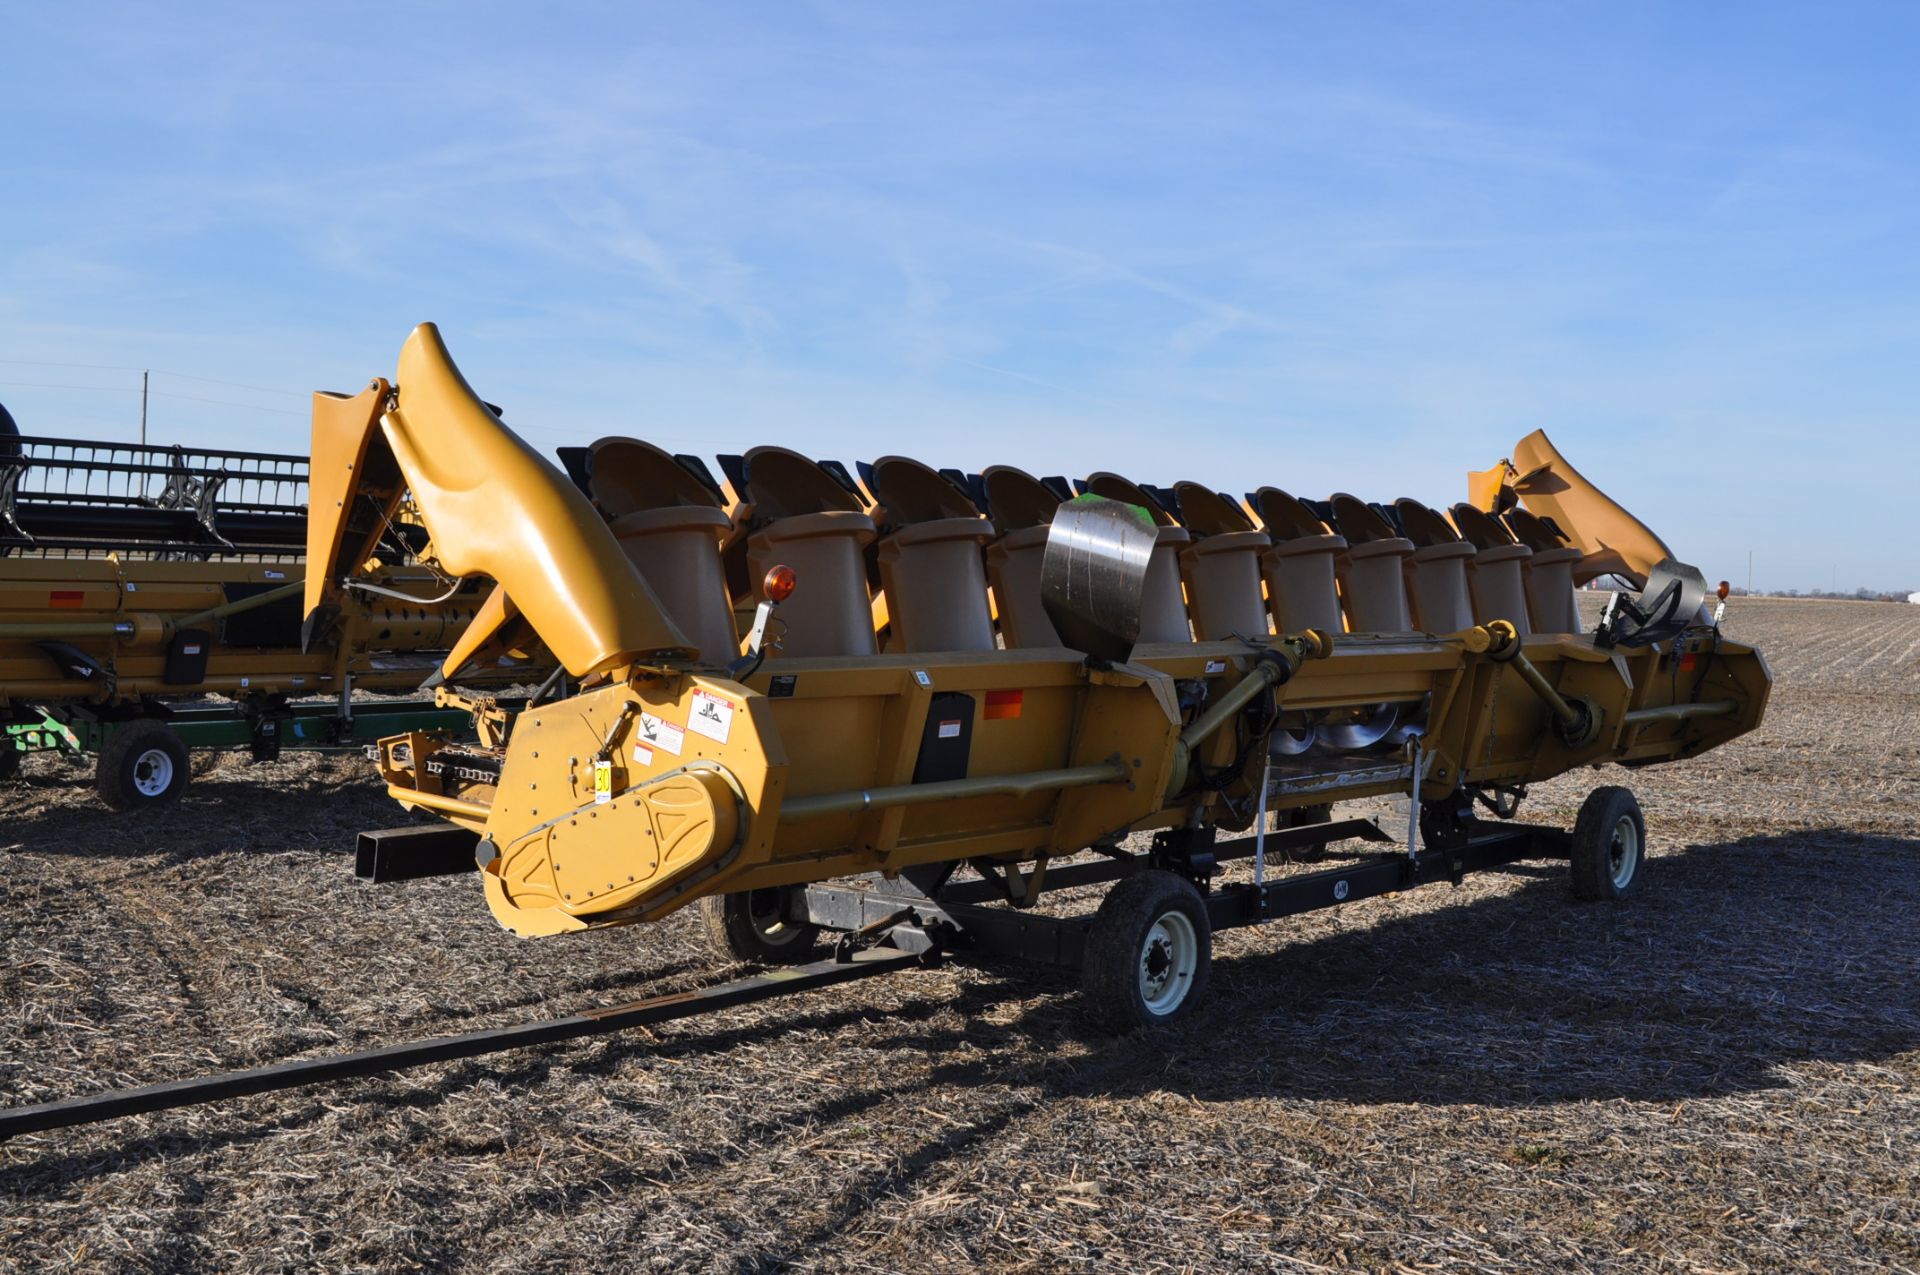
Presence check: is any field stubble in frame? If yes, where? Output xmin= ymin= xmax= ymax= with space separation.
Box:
xmin=1 ymin=597 xmax=1916 ymax=1272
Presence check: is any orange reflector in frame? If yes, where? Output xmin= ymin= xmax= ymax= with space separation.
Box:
xmin=984 ymin=689 xmax=1023 ymax=720
xmin=49 ymin=590 xmax=84 ymax=609
xmin=763 ymin=564 xmax=797 ymax=603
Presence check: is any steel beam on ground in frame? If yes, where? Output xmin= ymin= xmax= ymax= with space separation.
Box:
xmin=0 ymin=948 xmax=920 ymax=1140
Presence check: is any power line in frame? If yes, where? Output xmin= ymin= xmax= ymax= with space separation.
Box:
xmin=149 ymin=369 xmax=306 ymax=399
xmin=0 ymin=378 xmax=301 ymax=418
xmin=146 ymin=389 xmax=301 ymax=417
xmin=0 ymin=379 xmax=139 ymax=394
xmin=2 ymin=367 xmax=697 ymax=437
xmin=0 ymin=358 xmax=143 ymax=374
xmin=0 ymin=359 xmax=305 ymax=399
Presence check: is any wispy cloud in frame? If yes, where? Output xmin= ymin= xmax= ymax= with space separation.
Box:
xmin=0 ymin=2 xmax=1914 ymax=588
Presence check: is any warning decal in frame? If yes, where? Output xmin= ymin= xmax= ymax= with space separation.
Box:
xmin=688 ymin=689 xmax=735 ymax=744
xmin=638 ymin=712 xmax=685 ymax=756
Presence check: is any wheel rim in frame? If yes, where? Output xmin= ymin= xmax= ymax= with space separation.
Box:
xmin=1138 ymin=909 xmax=1199 ymax=1017
xmin=744 ymin=888 xmax=806 ymax=947
xmin=132 ymin=747 xmax=175 ymax=798
xmin=1608 ymin=814 xmax=1640 ymax=888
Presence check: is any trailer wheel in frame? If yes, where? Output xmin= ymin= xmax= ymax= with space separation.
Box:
xmin=96 ymin=720 xmax=190 ymax=812
xmin=700 ymin=887 xmax=821 ymax=964
xmin=1570 ymin=785 xmax=1645 ymax=901
xmin=1082 ymin=869 xmax=1213 ymax=1033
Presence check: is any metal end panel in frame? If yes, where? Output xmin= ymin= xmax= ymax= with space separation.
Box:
xmin=382 ymin=323 xmax=693 ymax=672
xmin=1038 ymin=494 xmax=1158 ymax=664
xmin=1506 ymin=429 xmax=1675 ymax=586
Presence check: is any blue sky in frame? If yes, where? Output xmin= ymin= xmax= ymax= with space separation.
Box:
xmin=3 ymin=3 xmax=1914 ymax=591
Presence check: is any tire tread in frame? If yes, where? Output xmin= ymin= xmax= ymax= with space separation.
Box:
xmin=1569 ymin=784 xmax=1644 ymax=901
xmin=699 ymin=889 xmax=821 ymax=965
xmin=1081 ymin=869 xmax=1212 ymax=1034
xmin=95 ymin=720 xmax=189 ymax=812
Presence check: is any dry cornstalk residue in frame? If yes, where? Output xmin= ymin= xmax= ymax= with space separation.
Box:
xmin=2 ymin=597 xmax=1917 ymax=1272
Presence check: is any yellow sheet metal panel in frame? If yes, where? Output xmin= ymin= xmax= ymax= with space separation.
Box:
xmin=1506 ymin=429 xmax=1674 ymax=585
xmin=476 ymin=671 xmax=786 ymax=933
xmin=303 ymin=379 xmax=396 ymax=625
xmin=433 ymin=584 xmax=521 ymax=684
xmin=381 ymin=324 xmax=692 ymax=674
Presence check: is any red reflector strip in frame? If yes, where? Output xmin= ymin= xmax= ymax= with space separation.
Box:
xmin=1679 ymin=653 xmax=1697 ymax=673
xmin=984 ymin=689 xmax=1023 ymax=720
xmin=49 ymin=590 xmax=85 ymax=608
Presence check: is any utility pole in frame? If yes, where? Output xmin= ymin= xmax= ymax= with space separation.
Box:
xmin=1747 ymin=550 xmax=1753 ymax=596
xmin=139 ymin=370 xmax=148 ymax=447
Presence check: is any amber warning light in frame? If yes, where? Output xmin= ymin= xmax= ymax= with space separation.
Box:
xmin=1717 ymin=581 xmax=1731 ymax=600
xmin=764 ymin=564 xmax=798 ymax=604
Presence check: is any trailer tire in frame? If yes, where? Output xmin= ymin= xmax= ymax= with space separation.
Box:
xmin=700 ymin=888 xmax=821 ymax=965
xmin=1570 ymin=785 xmax=1645 ymax=901
xmin=1082 ymin=869 xmax=1213 ymax=1034
xmin=96 ymin=720 xmax=190 ymax=812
